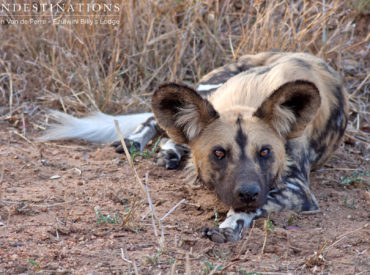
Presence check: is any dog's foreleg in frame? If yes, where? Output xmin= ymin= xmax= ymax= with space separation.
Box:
xmin=112 ymin=118 xmax=189 ymax=169
xmin=156 ymin=138 xmax=189 ymax=170
xmin=203 ymin=209 xmax=260 ymax=243
xmin=112 ymin=116 xmax=159 ymax=152
xmin=204 ymin=181 xmax=319 ymax=242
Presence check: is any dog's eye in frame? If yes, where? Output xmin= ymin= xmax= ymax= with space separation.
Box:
xmin=260 ymin=148 xmax=270 ymax=158
xmin=214 ymin=149 xmax=226 ymax=160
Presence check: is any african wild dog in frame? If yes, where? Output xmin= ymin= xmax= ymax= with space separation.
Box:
xmin=40 ymin=52 xmax=348 ymax=243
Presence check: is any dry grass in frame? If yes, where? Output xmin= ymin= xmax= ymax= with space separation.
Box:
xmin=0 ymin=2 xmax=368 ymax=273
xmin=0 ymin=0 xmax=368 ymax=137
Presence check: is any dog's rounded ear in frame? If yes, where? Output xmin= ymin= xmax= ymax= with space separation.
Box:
xmin=152 ymin=83 xmax=219 ymax=144
xmin=253 ymin=80 xmax=321 ymax=139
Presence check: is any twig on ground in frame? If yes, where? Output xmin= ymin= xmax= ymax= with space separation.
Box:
xmin=44 ymin=200 xmax=76 ymax=208
xmin=160 ymin=198 xmax=186 ymax=221
xmin=170 ymin=259 xmax=177 ymax=275
xmin=13 ymin=130 xmax=35 ymax=146
xmin=113 ymin=120 xmax=146 ymax=195
xmin=238 ymin=220 xmax=256 ymax=257
xmin=114 ymin=120 xmax=165 ymax=249
xmin=140 ymin=208 xmax=151 ymax=221
xmin=221 ymin=221 xmax=255 ymax=271
xmin=120 ymin=248 xmax=132 ymax=264
xmin=185 ymin=252 xmax=191 ymax=275
xmin=325 ymin=223 xmax=368 ymax=252
xmin=21 ymin=112 xmax=26 ymax=137
xmin=0 ymin=136 xmax=10 ymax=201
xmin=144 ymin=172 xmax=166 ymax=249
xmin=0 ymin=162 xmax=4 ymax=200
xmin=145 ymin=172 xmax=158 ymax=238
xmin=209 ymin=264 xmax=223 ymax=275
xmin=304 ymin=241 xmax=328 ymax=268
xmin=259 ymin=219 xmax=268 ymax=259
xmin=132 ymin=260 xmax=139 ymax=275
xmin=323 ymin=167 xmax=362 ymax=171
xmin=121 ymin=195 xmax=139 ymax=227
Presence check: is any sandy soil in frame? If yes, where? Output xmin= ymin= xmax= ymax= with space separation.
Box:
xmin=0 ymin=121 xmax=369 ymax=274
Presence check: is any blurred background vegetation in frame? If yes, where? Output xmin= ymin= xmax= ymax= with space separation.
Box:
xmin=0 ymin=0 xmax=368 ymax=141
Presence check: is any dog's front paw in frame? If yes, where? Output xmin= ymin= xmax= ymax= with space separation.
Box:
xmin=111 ymin=139 xmax=141 ymax=154
xmin=156 ymin=150 xmax=181 ymax=170
xmin=156 ymin=140 xmax=189 ymax=170
xmin=202 ymin=220 xmax=244 ymax=243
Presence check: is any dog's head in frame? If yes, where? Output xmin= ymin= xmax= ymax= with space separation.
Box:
xmin=152 ymin=81 xmax=320 ymax=211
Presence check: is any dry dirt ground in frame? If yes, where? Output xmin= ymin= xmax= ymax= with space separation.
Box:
xmin=0 ymin=121 xmax=369 ymax=274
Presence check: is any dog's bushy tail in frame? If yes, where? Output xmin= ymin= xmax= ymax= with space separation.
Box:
xmin=38 ymin=110 xmax=153 ymax=143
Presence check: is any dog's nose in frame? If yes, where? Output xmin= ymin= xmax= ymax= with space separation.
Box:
xmin=237 ymin=184 xmax=260 ymax=203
